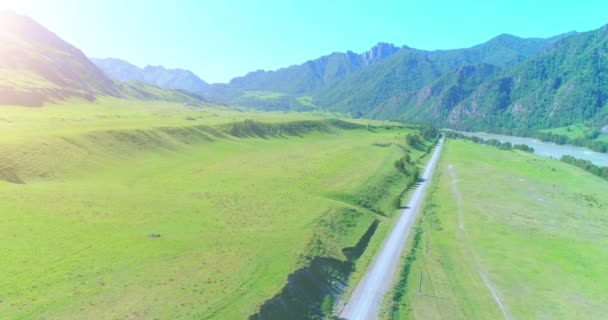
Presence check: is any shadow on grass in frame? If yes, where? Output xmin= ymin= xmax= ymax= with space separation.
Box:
xmin=249 ymin=221 xmax=379 ymax=320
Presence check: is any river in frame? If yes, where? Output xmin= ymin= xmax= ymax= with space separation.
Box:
xmin=456 ymin=131 xmax=608 ymax=167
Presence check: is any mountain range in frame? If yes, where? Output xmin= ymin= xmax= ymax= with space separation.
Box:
xmin=190 ymin=27 xmax=606 ymax=132
xmin=3 ymin=11 xmax=608 ymax=133
xmin=441 ymin=25 xmax=608 ymax=130
xmin=92 ymin=58 xmax=210 ymax=93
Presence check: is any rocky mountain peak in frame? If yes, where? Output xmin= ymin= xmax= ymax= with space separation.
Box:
xmin=361 ymin=42 xmax=399 ymax=65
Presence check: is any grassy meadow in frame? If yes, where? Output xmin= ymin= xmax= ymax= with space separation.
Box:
xmin=390 ymin=139 xmax=608 ymax=319
xmin=0 ymin=98 xmax=422 ymax=319
xmin=543 ymin=124 xmax=608 ymax=145
xmin=542 ymin=124 xmax=591 ymax=140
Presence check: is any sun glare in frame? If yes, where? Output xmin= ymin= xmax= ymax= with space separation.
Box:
xmin=0 ymin=0 xmax=37 ymax=17
xmin=0 ymin=0 xmax=14 ymax=11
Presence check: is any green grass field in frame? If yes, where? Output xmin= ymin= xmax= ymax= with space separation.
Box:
xmin=0 ymin=98 xmax=422 ymax=319
xmin=243 ymin=91 xmax=287 ymax=101
xmin=390 ymin=139 xmax=608 ymax=319
xmin=543 ymin=124 xmax=608 ymax=143
xmin=542 ymin=124 xmax=590 ymax=139
xmin=295 ymin=96 xmax=317 ymax=109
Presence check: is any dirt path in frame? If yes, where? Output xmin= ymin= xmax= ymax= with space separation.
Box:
xmin=447 ymin=164 xmax=512 ymax=320
xmin=447 ymin=165 xmax=464 ymax=230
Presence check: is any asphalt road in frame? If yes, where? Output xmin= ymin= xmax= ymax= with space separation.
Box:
xmin=339 ymin=137 xmax=444 ymax=320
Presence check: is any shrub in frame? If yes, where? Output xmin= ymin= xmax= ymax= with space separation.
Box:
xmin=406 ymin=133 xmax=421 ymax=147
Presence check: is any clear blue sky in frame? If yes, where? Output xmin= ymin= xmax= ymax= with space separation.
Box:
xmin=3 ymin=0 xmax=607 ymax=83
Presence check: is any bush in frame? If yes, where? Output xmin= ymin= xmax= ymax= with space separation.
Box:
xmin=394 ymin=159 xmax=406 ymax=173
xmin=513 ymin=144 xmax=535 ymax=153
xmin=499 ymin=142 xmax=513 ymax=150
xmin=403 ymin=153 xmax=411 ymax=164
xmin=406 ymin=133 xmax=421 ymax=147
xmin=421 ymin=126 xmax=439 ymax=140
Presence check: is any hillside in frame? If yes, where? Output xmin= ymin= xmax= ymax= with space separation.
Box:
xmin=198 ymin=43 xmax=402 ymax=109
xmin=369 ymin=63 xmax=501 ymax=121
xmin=197 ymin=33 xmax=566 ymax=113
xmin=312 ymin=33 xmax=569 ymax=117
xmin=218 ymin=25 xmax=605 ymax=134
xmin=425 ymin=33 xmax=573 ymax=71
xmin=0 ymin=12 xmax=202 ymax=106
xmin=225 ymin=42 xmax=400 ymax=94
xmin=444 ymin=25 xmax=608 ymax=130
xmin=366 ymin=25 xmax=608 ymax=132
xmin=0 ymin=11 xmax=120 ymax=106
xmin=93 ymin=58 xmax=210 ymax=93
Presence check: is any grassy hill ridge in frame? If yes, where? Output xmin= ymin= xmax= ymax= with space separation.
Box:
xmin=0 ymin=99 xmax=434 ymax=319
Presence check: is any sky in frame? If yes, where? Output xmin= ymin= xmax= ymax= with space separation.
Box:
xmin=1 ymin=0 xmax=607 ymax=83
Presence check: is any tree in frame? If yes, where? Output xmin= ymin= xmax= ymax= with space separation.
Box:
xmin=394 ymin=159 xmax=406 ymax=172
xmin=421 ymin=126 xmax=438 ymax=140
xmin=406 ymin=134 xmax=421 ymax=147
xmin=403 ymin=153 xmax=412 ymax=163
xmin=499 ymin=142 xmax=512 ymax=150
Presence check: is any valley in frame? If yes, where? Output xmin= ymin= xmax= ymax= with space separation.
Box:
xmin=1 ymin=6 xmax=608 ymax=320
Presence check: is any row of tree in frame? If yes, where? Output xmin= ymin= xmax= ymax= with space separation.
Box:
xmin=444 ymin=131 xmax=535 ymax=153
xmin=392 ymin=151 xmax=419 ymax=209
xmin=391 ymin=126 xmax=440 ymax=209
xmin=447 ymin=131 xmax=608 ymax=181
xmin=490 ymin=128 xmax=608 ymax=153
xmin=404 ymin=125 xmax=440 ymax=149
xmin=560 ymin=155 xmax=608 ymax=181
